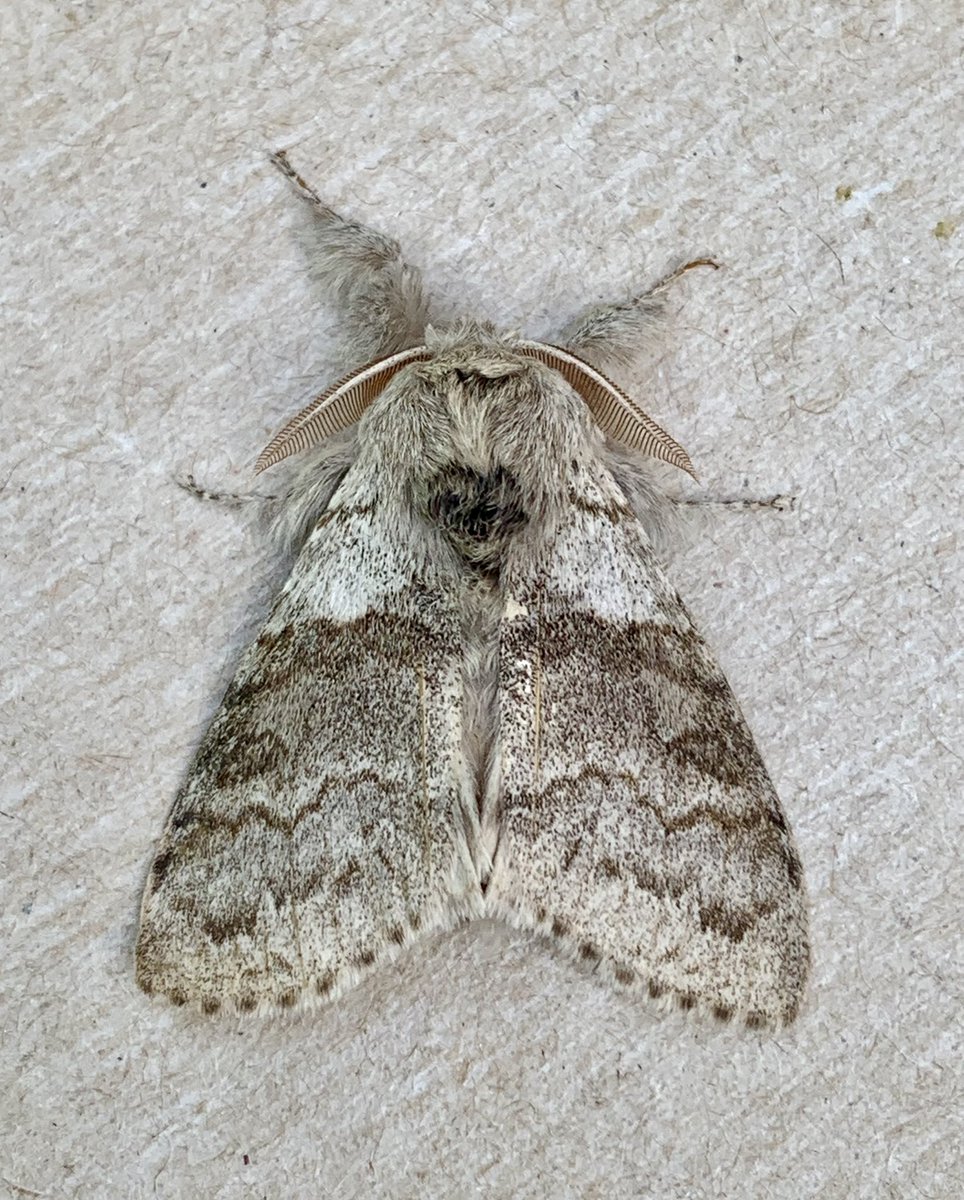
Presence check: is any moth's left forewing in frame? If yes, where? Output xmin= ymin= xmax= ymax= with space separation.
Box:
xmin=487 ymin=441 xmax=809 ymax=1027
xmin=137 ymin=406 xmax=482 ymax=1015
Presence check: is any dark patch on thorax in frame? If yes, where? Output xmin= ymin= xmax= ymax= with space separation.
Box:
xmin=423 ymin=464 xmax=527 ymax=580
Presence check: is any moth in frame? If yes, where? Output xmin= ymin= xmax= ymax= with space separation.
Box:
xmin=136 ymin=151 xmax=809 ymax=1026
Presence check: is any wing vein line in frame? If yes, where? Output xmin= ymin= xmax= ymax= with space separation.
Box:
xmin=418 ymin=658 xmax=431 ymax=874
xmin=533 ymin=599 xmax=543 ymax=785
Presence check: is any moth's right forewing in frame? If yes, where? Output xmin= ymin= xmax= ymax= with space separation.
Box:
xmin=487 ymin=466 xmax=810 ymax=1027
xmin=136 ymin=484 xmax=481 ymax=1015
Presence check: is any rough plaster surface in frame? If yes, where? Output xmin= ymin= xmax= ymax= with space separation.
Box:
xmin=2 ymin=2 xmax=960 ymax=1197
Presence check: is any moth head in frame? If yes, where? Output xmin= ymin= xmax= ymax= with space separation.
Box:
xmin=422 ymin=323 xmax=528 ymax=387
xmin=255 ymin=338 xmax=696 ymax=480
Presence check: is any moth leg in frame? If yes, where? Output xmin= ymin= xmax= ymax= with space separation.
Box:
xmin=176 ymin=473 xmax=278 ymax=508
xmin=604 ymin=445 xmax=794 ymax=559
xmin=558 ymin=258 xmax=719 ymax=371
xmin=678 ymin=493 xmax=796 ymax=512
xmin=270 ymin=149 xmax=430 ymax=363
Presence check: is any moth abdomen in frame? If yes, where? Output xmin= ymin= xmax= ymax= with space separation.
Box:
xmin=423 ymin=464 xmax=527 ymax=578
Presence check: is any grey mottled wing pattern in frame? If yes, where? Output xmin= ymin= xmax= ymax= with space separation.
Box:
xmin=136 ymin=498 xmax=480 ymax=1015
xmin=487 ymin=465 xmax=809 ymax=1026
